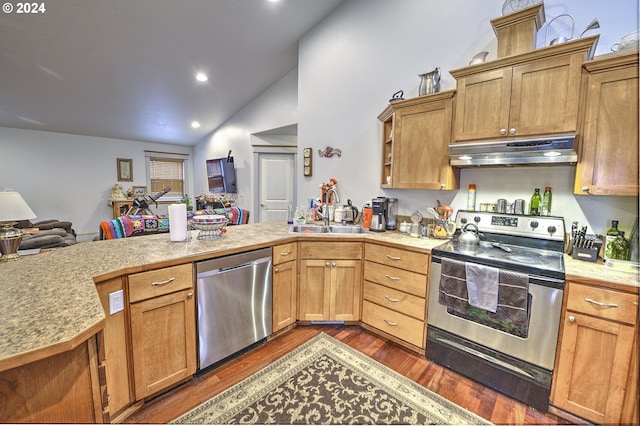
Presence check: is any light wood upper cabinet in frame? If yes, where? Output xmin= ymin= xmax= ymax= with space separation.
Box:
xmin=451 ymin=36 xmax=597 ymax=143
xmin=552 ymin=281 xmax=638 ymax=424
xmin=575 ymin=49 xmax=639 ymax=196
xmin=378 ymin=91 xmax=459 ymax=190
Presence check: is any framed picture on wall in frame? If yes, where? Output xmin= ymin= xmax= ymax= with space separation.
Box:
xmin=132 ymin=186 xmax=146 ymax=197
xmin=117 ymin=158 xmax=133 ymax=182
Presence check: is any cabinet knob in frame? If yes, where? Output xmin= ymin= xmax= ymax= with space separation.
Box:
xmin=332 ymin=262 xmax=337 ymax=267
xmin=509 ymin=128 xmax=516 ymax=135
xmin=274 ymin=268 xmax=280 ymax=273
xmin=440 ymin=183 xmax=445 ymax=190
xmin=187 ymin=292 xmax=193 ymax=299
xmin=325 ymin=262 xmax=330 ymax=267
xmin=568 ymin=315 xmax=576 ymax=323
xmin=500 ymin=128 xmax=507 ymax=135
xmin=581 ymin=186 xmax=590 ymax=193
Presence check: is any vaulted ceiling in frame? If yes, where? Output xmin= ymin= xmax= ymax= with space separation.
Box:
xmin=0 ymin=0 xmax=343 ymax=145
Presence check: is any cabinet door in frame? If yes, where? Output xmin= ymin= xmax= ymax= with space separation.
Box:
xmin=273 ymin=260 xmax=297 ymax=331
xmin=575 ymin=65 xmax=639 ymax=196
xmin=130 ymin=289 xmax=196 ymax=400
xmin=509 ymin=53 xmax=582 ymax=137
xmin=553 ymin=311 xmax=636 ymax=424
xmin=331 ymin=260 xmax=362 ymax=321
xmin=453 ymin=68 xmax=512 ymax=141
xmin=298 ymin=259 xmax=331 ymax=321
xmin=393 ymin=98 xmax=457 ymax=189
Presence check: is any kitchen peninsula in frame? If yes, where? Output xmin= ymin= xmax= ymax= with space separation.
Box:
xmin=0 ymin=222 xmax=636 ymax=423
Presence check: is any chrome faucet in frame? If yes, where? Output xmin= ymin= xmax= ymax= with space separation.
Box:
xmin=322 ymin=188 xmax=340 ymax=226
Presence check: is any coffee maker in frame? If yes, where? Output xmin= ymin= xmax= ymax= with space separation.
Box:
xmin=370 ymin=197 xmax=388 ymax=232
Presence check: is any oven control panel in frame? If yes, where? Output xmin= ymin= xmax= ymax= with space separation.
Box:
xmin=456 ymin=210 xmax=565 ymax=241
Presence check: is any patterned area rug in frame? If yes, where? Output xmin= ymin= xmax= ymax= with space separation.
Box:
xmin=173 ymin=333 xmax=491 ymax=425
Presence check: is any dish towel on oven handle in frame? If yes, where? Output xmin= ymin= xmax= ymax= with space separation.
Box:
xmin=438 ymin=257 xmax=530 ymax=320
xmin=465 ymin=262 xmax=499 ymax=312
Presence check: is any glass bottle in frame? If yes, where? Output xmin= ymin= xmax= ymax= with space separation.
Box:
xmin=287 ymin=203 xmax=293 ymax=225
xmin=529 ymin=188 xmax=542 ymax=216
xmin=541 ymin=187 xmax=552 ymax=216
xmin=612 ymin=231 xmax=630 ymax=260
xmin=467 ymin=184 xmax=477 ymax=211
xmin=604 ymin=220 xmax=620 ymax=261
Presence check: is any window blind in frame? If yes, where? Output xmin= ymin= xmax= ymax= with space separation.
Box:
xmin=149 ymin=157 xmax=184 ymax=198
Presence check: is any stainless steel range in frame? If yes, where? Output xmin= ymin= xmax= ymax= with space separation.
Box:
xmin=427 ymin=210 xmax=566 ymax=411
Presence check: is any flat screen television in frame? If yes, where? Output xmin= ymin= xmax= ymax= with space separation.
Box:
xmin=206 ymin=156 xmax=237 ymax=193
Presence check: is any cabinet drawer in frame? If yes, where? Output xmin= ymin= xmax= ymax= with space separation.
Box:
xmin=129 ymin=264 xmax=193 ymax=303
xmin=299 ymin=242 xmax=362 ymax=259
xmin=363 ymin=281 xmax=425 ymax=320
xmin=567 ymin=283 xmax=639 ymax=325
xmin=364 ymin=261 xmax=427 ymax=297
xmin=362 ymin=300 xmax=425 ymax=347
xmin=365 ymin=243 xmax=428 ymax=274
xmin=273 ymin=242 xmax=297 ymax=265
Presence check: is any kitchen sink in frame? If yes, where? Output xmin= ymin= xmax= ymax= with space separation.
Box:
xmin=289 ymin=224 xmax=368 ymax=234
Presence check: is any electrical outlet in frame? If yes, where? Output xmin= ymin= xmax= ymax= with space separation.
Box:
xmin=109 ymin=290 xmax=124 ymax=315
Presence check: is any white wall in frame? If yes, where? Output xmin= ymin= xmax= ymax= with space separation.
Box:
xmin=0 ymin=127 xmax=194 ymax=241
xmin=296 ymin=0 xmax=639 ymax=237
xmin=194 ymin=67 xmax=299 ymax=214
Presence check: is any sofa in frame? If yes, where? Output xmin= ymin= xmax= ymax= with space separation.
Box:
xmin=98 ymin=207 xmax=250 ymax=240
xmin=16 ymin=219 xmax=78 ymax=250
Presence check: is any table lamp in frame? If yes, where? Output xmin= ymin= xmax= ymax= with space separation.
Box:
xmin=0 ymin=189 xmax=37 ymax=261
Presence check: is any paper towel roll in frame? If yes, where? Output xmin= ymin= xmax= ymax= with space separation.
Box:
xmin=169 ymin=203 xmax=187 ymax=241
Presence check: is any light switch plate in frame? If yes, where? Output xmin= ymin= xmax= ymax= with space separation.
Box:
xmin=109 ymin=290 xmax=124 ymax=315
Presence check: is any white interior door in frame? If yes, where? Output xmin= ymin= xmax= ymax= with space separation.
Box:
xmin=258 ymin=153 xmax=294 ymax=222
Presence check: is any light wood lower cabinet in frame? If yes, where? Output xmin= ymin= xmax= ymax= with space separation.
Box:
xmin=361 ymin=243 xmax=429 ymax=349
xmin=298 ymin=241 xmax=362 ymax=322
xmin=128 ymin=264 xmax=196 ymax=400
xmin=273 ymin=242 xmax=298 ymax=332
xmin=551 ymin=281 xmax=639 ymax=424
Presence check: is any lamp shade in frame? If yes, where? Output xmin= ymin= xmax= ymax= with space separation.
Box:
xmin=0 ymin=190 xmax=37 ymax=221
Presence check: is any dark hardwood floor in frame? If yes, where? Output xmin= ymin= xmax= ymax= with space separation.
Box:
xmin=124 ymin=325 xmax=572 ymax=424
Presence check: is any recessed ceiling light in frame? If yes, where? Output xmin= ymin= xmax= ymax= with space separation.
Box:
xmin=191 ymin=121 xmax=201 ymax=129
xmin=195 ymin=72 xmax=208 ymax=82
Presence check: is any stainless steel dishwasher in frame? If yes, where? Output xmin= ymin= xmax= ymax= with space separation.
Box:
xmin=196 ymin=248 xmax=272 ymax=370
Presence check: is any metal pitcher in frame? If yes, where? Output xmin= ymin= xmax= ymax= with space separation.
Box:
xmin=418 ymin=67 xmax=440 ymax=96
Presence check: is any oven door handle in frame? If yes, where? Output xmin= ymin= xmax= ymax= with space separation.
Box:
xmin=585 ymin=297 xmax=618 ymax=308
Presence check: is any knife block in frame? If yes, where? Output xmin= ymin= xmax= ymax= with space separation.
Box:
xmin=570 ymin=234 xmax=603 ymax=262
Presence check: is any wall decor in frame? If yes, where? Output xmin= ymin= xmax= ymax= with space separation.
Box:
xmin=303 ymin=147 xmax=313 ymax=176
xmin=132 ymin=186 xmax=147 ymax=197
xmin=117 ymin=158 xmax=133 ymax=182
xmin=318 ymin=146 xmax=341 ymax=158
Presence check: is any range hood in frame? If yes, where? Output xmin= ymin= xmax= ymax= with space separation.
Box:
xmin=449 ymin=135 xmax=578 ymax=167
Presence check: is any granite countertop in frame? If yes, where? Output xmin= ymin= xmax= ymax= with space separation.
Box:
xmin=1 ymin=221 xmax=636 ymax=372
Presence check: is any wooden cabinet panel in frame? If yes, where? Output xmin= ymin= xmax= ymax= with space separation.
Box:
xmin=361 ymin=300 xmax=425 ymax=347
xmin=96 ymin=277 xmax=133 ymax=417
xmin=363 ymin=281 xmax=425 ymax=320
xmin=299 ymin=241 xmax=362 ymax=260
xmin=363 ymin=261 xmax=427 ymax=298
xmin=273 ymin=242 xmax=297 ymax=265
xmin=553 ymin=312 xmax=636 ymax=424
xmin=0 ymin=338 xmax=100 ymax=423
xmin=552 ymin=280 xmax=639 ymax=424
xmin=567 ymin=283 xmax=638 ymax=325
xmin=298 ymin=252 xmax=362 ymax=322
xmin=453 ymin=68 xmax=512 ymax=141
xmin=365 ymin=243 xmax=428 ymax=274
xmin=451 ymin=38 xmax=596 ymax=143
xmin=575 ymin=51 xmax=639 ymax=196
xmin=130 ymin=289 xmax=196 ymax=400
xmin=378 ymin=91 xmax=459 ymax=190
xmin=129 ymin=264 xmax=193 ymax=303
xmin=273 ymin=260 xmax=297 ymax=332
